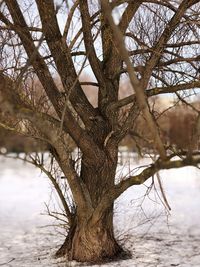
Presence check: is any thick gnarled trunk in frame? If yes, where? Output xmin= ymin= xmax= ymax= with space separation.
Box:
xmin=56 ymin=208 xmax=123 ymax=262
xmin=56 ymin=148 xmax=126 ymax=263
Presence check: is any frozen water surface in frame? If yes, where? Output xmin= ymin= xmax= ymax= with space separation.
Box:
xmin=0 ymin=155 xmax=200 ymax=267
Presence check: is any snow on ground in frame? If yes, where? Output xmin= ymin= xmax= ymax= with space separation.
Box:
xmin=0 ymin=155 xmax=200 ymax=267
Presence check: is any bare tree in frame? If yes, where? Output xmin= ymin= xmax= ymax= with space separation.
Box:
xmin=0 ymin=0 xmax=200 ymax=263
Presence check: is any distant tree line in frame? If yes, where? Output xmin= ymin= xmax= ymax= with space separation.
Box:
xmin=121 ymin=101 xmax=199 ymax=152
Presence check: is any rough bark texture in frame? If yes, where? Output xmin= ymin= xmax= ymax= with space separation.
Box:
xmin=57 ymin=212 xmax=123 ymax=262
xmin=55 ymin=149 xmax=126 ymax=263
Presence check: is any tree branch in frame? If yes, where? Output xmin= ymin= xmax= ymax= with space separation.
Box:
xmin=111 ymin=80 xmax=200 ymax=109
xmin=62 ymin=0 xmax=79 ymax=40
xmin=92 ymin=153 xmax=200 ymax=221
xmin=119 ymin=1 xmax=142 ymax=34
xmin=35 ymin=0 xmax=96 ymax=127
xmin=26 ymin=155 xmax=74 ymax=225
xmin=141 ymin=0 xmax=200 ymax=89
xmin=79 ymin=0 xmax=106 ymax=90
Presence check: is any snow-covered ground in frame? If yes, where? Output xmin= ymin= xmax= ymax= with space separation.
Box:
xmin=0 ymin=155 xmax=200 ymax=267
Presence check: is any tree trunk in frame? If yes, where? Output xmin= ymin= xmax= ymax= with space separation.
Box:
xmin=56 ymin=148 xmax=127 ymax=263
xmin=56 ymin=208 xmax=124 ymax=263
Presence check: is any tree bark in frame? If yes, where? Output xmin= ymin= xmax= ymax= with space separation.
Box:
xmin=56 ymin=207 xmax=124 ymax=262
xmin=55 ymin=148 xmax=126 ymax=262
